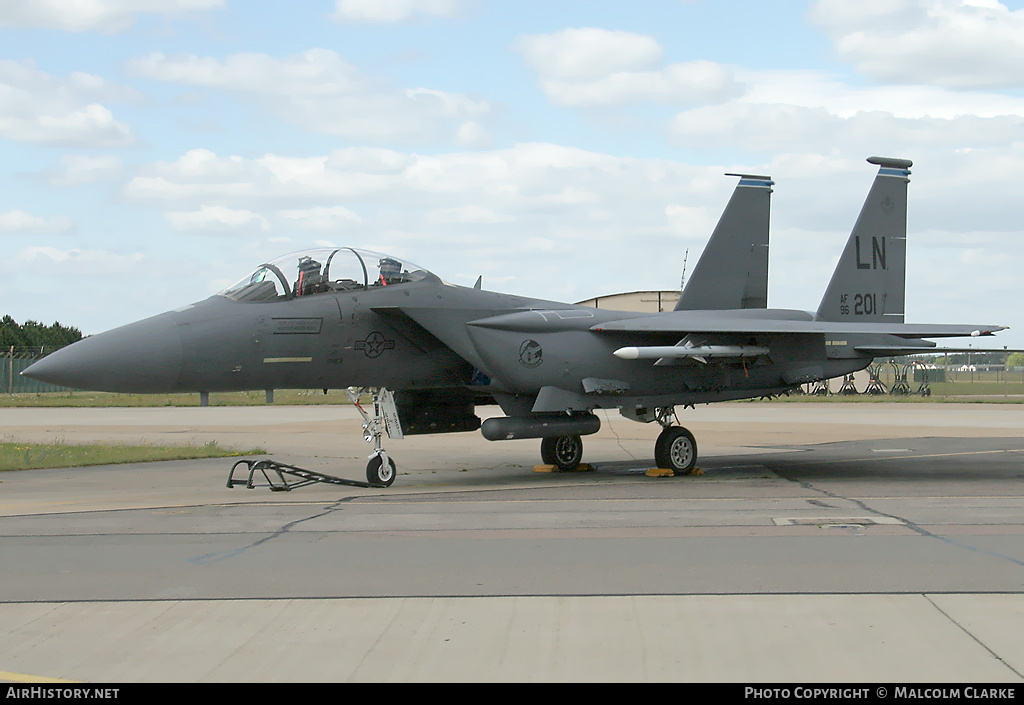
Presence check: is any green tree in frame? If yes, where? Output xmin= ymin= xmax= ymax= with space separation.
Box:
xmin=0 ymin=315 xmax=26 ymax=347
xmin=0 ymin=316 xmax=82 ymax=349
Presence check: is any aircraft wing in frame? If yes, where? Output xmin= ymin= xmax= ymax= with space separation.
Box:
xmin=591 ymin=312 xmax=1005 ymax=339
xmin=856 ymin=345 xmax=1024 ymax=356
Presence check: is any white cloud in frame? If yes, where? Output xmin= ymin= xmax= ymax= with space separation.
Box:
xmin=424 ymin=205 xmax=512 ymax=224
xmin=0 ymin=210 xmax=73 ymax=233
xmin=127 ymin=49 xmax=490 ymax=143
xmin=325 ymin=147 xmax=410 ymax=173
xmin=278 ymin=206 xmax=363 ymax=230
xmin=665 ymin=204 xmax=715 ymax=239
xmin=515 ymin=28 xmax=741 ymax=107
xmin=127 ymin=50 xmax=371 ymax=94
xmin=331 ymin=0 xmax=460 ymax=23
xmin=12 ymin=246 xmax=144 ymax=274
xmin=669 ymin=102 xmax=1024 ymax=154
xmin=809 ymin=0 xmax=1024 ymax=88
xmin=739 ymin=68 xmax=1024 ymax=119
xmin=515 ymin=28 xmax=663 ymax=80
xmin=125 ymin=148 xmax=380 ymax=203
xmin=455 ymin=120 xmax=492 ymax=148
xmin=165 ymin=205 xmax=271 ymax=233
xmin=0 ymin=60 xmax=136 ymax=146
xmin=540 ymin=60 xmax=743 ymax=108
xmin=0 ymin=0 xmax=224 ymax=33
xmin=46 ymin=154 xmax=123 ymax=186
xmin=666 ymin=66 xmax=1024 ymax=156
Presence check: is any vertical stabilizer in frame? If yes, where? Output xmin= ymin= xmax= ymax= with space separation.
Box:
xmin=815 ymin=157 xmax=911 ymax=323
xmin=675 ymin=174 xmax=773 ymax=311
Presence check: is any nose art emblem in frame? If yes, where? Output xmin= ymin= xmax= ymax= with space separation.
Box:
xmin=518 ymin=339 xmax=543 ymax=368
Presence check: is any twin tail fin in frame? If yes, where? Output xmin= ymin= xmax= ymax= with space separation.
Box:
xmin=815 ymin=157 xmax=912 ymax=324
xmin=674 ymin=173 xmax=773 ymax=311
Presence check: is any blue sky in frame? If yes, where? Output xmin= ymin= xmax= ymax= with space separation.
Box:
xmin=2 ymin=0 xmax=1023 ymax=351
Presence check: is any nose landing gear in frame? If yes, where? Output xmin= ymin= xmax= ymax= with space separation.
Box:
xmin=347 ymin=387 xmax=402 ymax=487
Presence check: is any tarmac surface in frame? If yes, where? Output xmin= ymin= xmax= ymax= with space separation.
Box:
xmin=1 ymin=401 xmax=1023 ymax=682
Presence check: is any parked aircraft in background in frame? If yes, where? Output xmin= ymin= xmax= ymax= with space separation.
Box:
xmin=24 ymin=157 xmax=1005 ymax=486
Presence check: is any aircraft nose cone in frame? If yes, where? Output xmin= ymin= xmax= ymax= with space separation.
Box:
xmin=21 ymin=312 xmax=183 ymax=393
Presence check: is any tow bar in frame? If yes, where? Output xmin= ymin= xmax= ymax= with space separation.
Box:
xmin=227 ymin=459 xmax=382 ymax=491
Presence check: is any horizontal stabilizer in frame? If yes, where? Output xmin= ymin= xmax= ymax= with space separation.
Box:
xmin=856 ymin=345 xmax=1024 ymax=357
xmin=854 ymin=345 xmax=938 ymax=357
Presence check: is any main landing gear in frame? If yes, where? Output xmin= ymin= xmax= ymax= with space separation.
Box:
xmin=347 ymin=387 xmax=401 ymax=487
xmin=652 ymin=407 xmax=698 ymax=474
xmin=540 ymin=435 xmax=584 ymax=471
xmin=539 ymin=407 xmax=698 ymax=475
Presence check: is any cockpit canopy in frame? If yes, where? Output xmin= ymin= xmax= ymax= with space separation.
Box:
xmin=219 ymin=248 xmax=436 ymax=302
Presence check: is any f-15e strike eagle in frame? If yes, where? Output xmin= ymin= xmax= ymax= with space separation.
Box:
xmin=24 ymin=157 xmax=1005 ymax=487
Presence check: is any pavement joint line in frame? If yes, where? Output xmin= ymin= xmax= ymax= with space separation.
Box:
xmin=922 ymin=594 xmax=1024 ymax=680
xmin=0 ymin=671 xmax=80 ymax=683
xmin=772 ymin=462 xmax=1024 ymax=569
xmin=773 ymin=516 xmax=905 ymax=526
xmin=786 ymin=448 xmax=1021 ymax=465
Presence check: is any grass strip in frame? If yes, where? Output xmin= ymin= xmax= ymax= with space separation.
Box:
xmin=0 ymin=441 xmax=265 ymax=471
xmin=0 ymin=389 xmax=361 ymax=407
xmin=749 ymin=393 xmax=1024 ymax=403
xmin=1 ymin=385 xmax=1021 ymax=408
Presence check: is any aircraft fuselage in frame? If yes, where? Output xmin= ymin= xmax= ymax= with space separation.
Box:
xmin=28 ymin=276 xmax=872 ymax=412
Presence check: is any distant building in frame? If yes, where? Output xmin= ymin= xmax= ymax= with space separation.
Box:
xmin=575 ymin=290 xmax=680 ymax=313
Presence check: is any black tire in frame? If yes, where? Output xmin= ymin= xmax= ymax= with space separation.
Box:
xmin=366 ymin=455 xmax=397 ymax=487
xmin=654 ymin=426 xmax=697 ymax=474
xmin=540 ymin=435 xmax=583 ymax=471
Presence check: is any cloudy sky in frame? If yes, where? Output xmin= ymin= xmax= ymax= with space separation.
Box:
xmin=2 ymin=0 xmax=1022 ymax=350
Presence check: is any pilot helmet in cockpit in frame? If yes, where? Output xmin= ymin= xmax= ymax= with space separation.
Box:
xmin=378 ymin=257 xmax=402 ymax=285
xmin=295 ymin=255 xmax=323 ymax=296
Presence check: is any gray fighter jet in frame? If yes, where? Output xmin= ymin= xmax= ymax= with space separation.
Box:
xmin=23 ymin=157 xmax=1005 ymax=486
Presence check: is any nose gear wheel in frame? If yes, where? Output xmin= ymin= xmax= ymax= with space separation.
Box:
xmin=366 ymin=454 xmax=397 ymax=487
